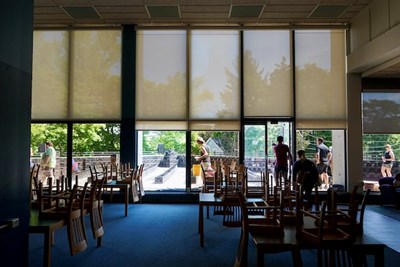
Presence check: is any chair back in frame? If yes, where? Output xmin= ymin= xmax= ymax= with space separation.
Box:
xmin=67 ymin=184 xmax=88 ymax=256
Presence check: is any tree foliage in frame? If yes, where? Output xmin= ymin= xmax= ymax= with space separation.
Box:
xmin=31 ymin=123 xmax=120 ymax=155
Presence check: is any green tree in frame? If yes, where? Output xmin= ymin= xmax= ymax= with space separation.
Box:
xmin=143 ymin=131 xmax=186 ymax=154
xmin=31 ymin=124 xmax=67 ymax=155
xmin=31 ymin=123 xmax=121 ymax=156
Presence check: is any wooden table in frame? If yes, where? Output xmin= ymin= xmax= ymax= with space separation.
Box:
xmin=252 ymin=218 xmax=386 ymax=267
xmin=198 ymin=194 xmax=386 ymax=266
xmin=103 ymin=181 xmax=129 ymax=216
xmin=29 ymin=209 xmax=65 ymax=267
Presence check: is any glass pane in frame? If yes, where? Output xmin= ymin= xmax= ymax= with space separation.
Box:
xmin=30 ymin=123 xmax=67 ymax=183
xmin=136 ymin=30 xmax=187 ymax=120
xmin=190 ymin=30 xmax=240 ymax=120
xmin=32 ymin=31 xmax=69 ymax=119
xmin=70 ymin=30 xmax=122 ymax=120
xmin=138 ymin=131 xmax=186 ymax=191
xmin=243 ymin=30 xmax=292 ymax=117
xmin=191 ymin=131 xmax=239 ymax=190
xmin=244 ymin=125 xmax=267 ymax=179
xmin=295 ymin=30 xmax=346 ymax=127
xmin=72 ymin=123 xmax=121 ymax=186
xmin=362 ymin=92 xmax=400 ymax=134
xmin=295 ymin=130 xmax=345 ymax=190
xmin=362 ymin=133 xmax=400 ymax=191
xmin=244 ymin=122 xmax=293 ymax=188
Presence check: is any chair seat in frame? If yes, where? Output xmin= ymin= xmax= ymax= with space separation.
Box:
xmin=299 ymin=227 xmax=351 ymax=243
xmin=249 ymin=222 xmax=284 ymax=236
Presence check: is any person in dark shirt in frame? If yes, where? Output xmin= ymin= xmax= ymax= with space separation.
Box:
xmin=293 ymin=150 xmax=319 ymax=209
xmin=381 ymin=144 xmax=395 ymax=177
xmin=315 ymin=137 xmax=330 ymax=189
xmin=273 ymin=136 xmax=293 ymax=187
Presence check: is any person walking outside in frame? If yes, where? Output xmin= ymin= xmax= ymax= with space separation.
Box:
xmin=195 ymin=137 xmax=212 ymax=171
xmin=315 ymin=137 xmax=330 ymax=189
xmin=381 ymin=144 xmax=395 ymax=177
xmin=41 ymin=140 xmax=57 ymax=185
xmin=273 ymin=135 xmax=293 ymax=187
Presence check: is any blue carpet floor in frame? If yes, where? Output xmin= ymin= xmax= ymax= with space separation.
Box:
xmin=29 ymin=203 xmax=400 ymax=267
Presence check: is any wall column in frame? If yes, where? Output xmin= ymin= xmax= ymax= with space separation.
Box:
xmin=120 ymin=25 xmax=136 ymax=167
xmin=347 ymin=73 xmax=363 ymax=190
xmin=0 ymin=1 xmax=33 ymax=266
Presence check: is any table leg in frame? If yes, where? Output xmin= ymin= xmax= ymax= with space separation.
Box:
xmin=43 ymin=230 xmax=52 ymax=267
xmin=257 ymin=248 xmax=264 ymax=267
xmin=374 ymin=246 xmax=384 ymax=267
xmin=199 ymin=203 xmax=204 ymax=247
xmin=291 ymin=248 xmax=303 ymax=267
xmin=125 ymin=185 xmax=129 ymax=216
xmin=97 ymin=236 xmax=102 ymax=247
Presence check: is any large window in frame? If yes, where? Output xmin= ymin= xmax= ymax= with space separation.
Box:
xmin=296 ymin=130 xmax=346 ymax=189
xmin=362 ymin=134 xmax=400 ymax=191
xmin=362 ymin=92 xmax=400 ymax=190
xmin=32 ymin=30 xmax=122 ymax=121
xmin=190 ymin=131 xmax=239 ymax=190
xmin=295 ymin=30 xmax=346 ymax=129
xmin=72 ymin=123 xmax=120 ymax=185
xmin=32 ymin=29 xmax=350 ymax=193
xmin=32 ymin=31 xmax=69 ymax=119
xmin=136 ymin=30 xmax=187 ymax=125
xmin=138 ymin=131 xmax=186 ymax=191
xmin=243 ymin=30 xmax=292 ymax=117
xmin=30 ymin=123 xmax=67 ymax=181
xmin=362 ymin=92 xmax=400 ymax=134
xmin=190 ymin=30 xmax=240 ymax=122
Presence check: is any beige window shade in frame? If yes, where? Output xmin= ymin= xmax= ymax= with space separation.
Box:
xmin=295 ymin=30 xmax=347 ymax=129
xmin=243 ymin=30 xmax=293 ymax=117
xmin=190 ymin=120 xmax=241 ymax=131
xmin=70 ymin=30 xmax=121 ymax=120
xmin=136 ymin=30 xmax=187 ymax=120
xmin=32 ymin=31 xmax=69 ymax=120
xmin=295 ymin=119 xmax=347 ymax=129
xmin=190 ymin=30 xmax=240 ymax=120
xmin=136 ymin=121 xmax=188 ymax=130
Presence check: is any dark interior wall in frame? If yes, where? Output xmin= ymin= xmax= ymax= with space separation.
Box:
xmin=362 ymin=78 xmax=400 ymax=89
xmin=0 ymin=1 xmax=33 ymax=266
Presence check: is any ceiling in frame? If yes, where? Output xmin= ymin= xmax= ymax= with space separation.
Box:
xmin=34 ymin=0 xmax=375 ymax=27
xmin=34 ymin=0 xmax=400 ymax=79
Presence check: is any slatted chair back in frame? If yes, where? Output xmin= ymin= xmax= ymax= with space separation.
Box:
xmin=87 ymin=178 xmax=105 ymax=246
xmin=136 ymin=163 xmax=145 ymax=202
xmin=67 ymin=184 xmax=88 ymax=256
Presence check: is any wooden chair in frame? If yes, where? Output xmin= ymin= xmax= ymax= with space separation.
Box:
xmin=38 ymin=182 xmax=89 ymax=256
xmin=296 ymin=199 xmax=356 ymax=267
xmin=67 ymin=184 xmax=89 ymax=256
xmin=336 ymin=188 xmax=371 ymax=236
xmin=245 ymin=170 xmax=266 ymax=198
xmin=221 ymin=164 xmax=243 ymax=227
xmin=235 ymin=164 xmax=246 ymax=193
xmin=119 ymin=162 xmax=131 ymax=180
xmin=281 ymin=182 xmax=301 ymax=225
xmin=235 ymin=191 xmax=285 ymax=267
xmin=136 ymin=163 xmax=145 ymax=202
xmin=85 ymin=177 xmax=105 ymax=246
xmin=117 ymin=167 xmax=140 ymax=203
xmin=30 ymin=164 xmax=41 ymax=209
xmin=201 ymin=164 xmax=216 ymax=193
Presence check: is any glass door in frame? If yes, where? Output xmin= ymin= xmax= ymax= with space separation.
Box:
xmin=244 ymin=121 xmax=293 ymax=187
